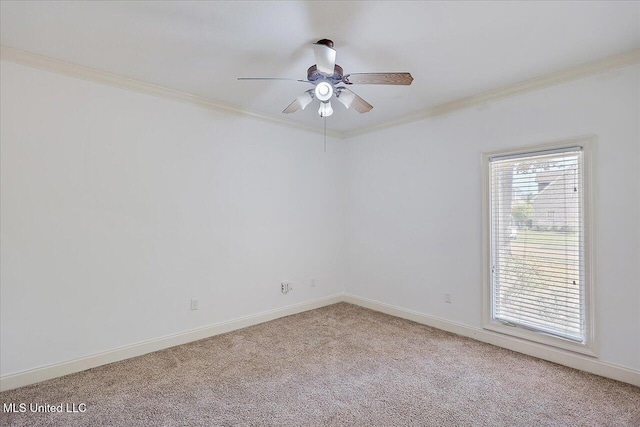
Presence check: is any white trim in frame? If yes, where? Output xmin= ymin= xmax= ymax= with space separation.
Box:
xmin=343 ymin=293 xmax=640 ymax=387
xmin=2 ymin=291 xmax=637 ymax=391
xmin=0 ymin=45 xmax=342 ymax=139
xmin=1 ymin=45 xmax=638 ymax=140
xmin=481 ymin=136 xmax=597 ymax=356
xmin=342 ymin=50 xmax=640 ymax=139
xmin=0 ymin=293 xmax=344 ymax=392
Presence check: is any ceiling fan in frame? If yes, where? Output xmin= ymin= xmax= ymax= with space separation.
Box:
xmin=238 ymin=39 xmax=413 ymax=118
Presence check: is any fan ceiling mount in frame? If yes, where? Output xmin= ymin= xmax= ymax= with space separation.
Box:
xmin=238 ymin=39 xmax=413 ymax=118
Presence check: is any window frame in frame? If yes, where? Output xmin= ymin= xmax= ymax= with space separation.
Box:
xmin=481 ymin=136 xmax=596 ymax=356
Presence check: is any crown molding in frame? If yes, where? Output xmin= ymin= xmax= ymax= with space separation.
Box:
xmin=2 ymin=45 xmax=639 ymax=140
xmin=342 ymin=48 xmax=640 ymax=139
xmin=0 ymin=45 xmax=342 ymax=139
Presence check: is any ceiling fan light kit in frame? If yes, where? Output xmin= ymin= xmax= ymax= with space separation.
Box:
xmin=318 ymin=101 xmax=334 ymax=118
xmin=336 ymin=89 xmax=355 ymax=109
xmin=312 ymin=41 xmax=337 ymax=75
xmin=238 ymin=39 xmax=413 ymax=119
xmin=314 ymin=81 xmax=333 ymax=102
xmin=297 ymin=91 xmax=314 ymax=110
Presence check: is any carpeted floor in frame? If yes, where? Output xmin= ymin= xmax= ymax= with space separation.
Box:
xmin=1 ymin=303 xmax=639 ymax=426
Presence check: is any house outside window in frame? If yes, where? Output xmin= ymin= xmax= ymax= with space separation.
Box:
xmin=482 ymin=138 xmax=594 ymax=355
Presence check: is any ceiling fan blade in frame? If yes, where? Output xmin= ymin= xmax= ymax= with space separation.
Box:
xmin=343 ymin=73 xmax=414 ymax=85
xmin=238 ymin=77 xmax=313 ymax=84
xmin=313 ymin=43 xmax=336 ymax=75
xmin=283 ymin=91 xmax=314 ymax=114
xmin=282 ymin=98 xmax=302 ymax=114
xmin=337 ymin=88 xmax=372 ymax=113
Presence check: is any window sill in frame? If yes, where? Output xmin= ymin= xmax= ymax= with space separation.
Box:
xmin=483 ymin=320 xmax=597 ymax=357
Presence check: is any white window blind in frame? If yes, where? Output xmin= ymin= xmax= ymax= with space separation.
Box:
xmin=489 ymin=147 xmax=585 ymax=342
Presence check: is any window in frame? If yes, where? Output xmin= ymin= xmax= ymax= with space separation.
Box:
xmin=482 ymin=138 xmax=594 ymax=355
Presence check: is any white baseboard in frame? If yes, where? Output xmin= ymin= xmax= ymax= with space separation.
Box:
xmin=3 ymin=292 xmax=638 ymax=392
xmin=343 ymin=293 xmax=640 ymax=387
xmin=0 ymin=293 xmax=344 ymax=392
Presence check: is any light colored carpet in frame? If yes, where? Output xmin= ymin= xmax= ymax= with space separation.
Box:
xmin=1 ymin=303 xmax=639 ymax=426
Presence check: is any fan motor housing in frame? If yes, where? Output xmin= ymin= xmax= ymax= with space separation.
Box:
xmin=307 ymin=64 xmax=344 ymax=85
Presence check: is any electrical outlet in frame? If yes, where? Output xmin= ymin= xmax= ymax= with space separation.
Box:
xmin=310 ymin=278 xmax=316 ymax=287
xmin=281 ymin=282 xmax=293 ymax=294
xmin=444 ymin=293 xmax=452 ymax=304
xmin=190 ymin=299 xmax=199 ymax=310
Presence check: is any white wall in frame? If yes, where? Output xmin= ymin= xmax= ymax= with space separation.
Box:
xmin=0 ymin=60 xmax=346 ymax=377
xmin=345 ymin=65 xmax=640 ymax=371
xmin=2 ymin=57 xmax=639 ymax=380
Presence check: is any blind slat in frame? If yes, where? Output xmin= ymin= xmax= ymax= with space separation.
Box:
xmin=495 ymin=286 xmax=582 ymax=300
xmin=495 ymin=297 xmax=582 ymax=317
xmin=498 ymin=272 xmax=579 ymax=291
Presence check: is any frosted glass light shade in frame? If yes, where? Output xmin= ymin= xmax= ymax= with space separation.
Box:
xmin=336 ymin=90 xmax=356 ymax=109
xmin=297 ymin=92 xmax=313 ymax=110
xmin=318 ymin=101 xmax=333 ymax=117
xmin=313 ymin=44 xmax=337 ymax=75
xmin=314 ymin=82 xmax=333 ymax=102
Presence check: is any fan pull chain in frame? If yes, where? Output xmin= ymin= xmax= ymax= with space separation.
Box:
xmin=324 ymin=117 xmax=327 ymax=153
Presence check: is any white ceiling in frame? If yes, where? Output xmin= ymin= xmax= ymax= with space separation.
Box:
xmin=1 ymin=1 xmax=639 ymax=134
